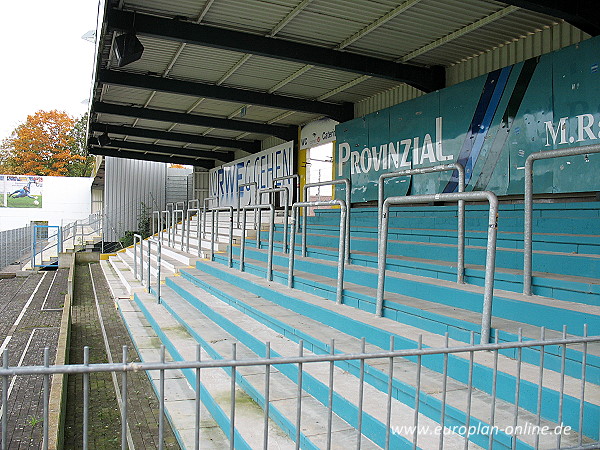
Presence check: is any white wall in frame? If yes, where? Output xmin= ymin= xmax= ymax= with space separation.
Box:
xmin=0 ymin=176 xmax=92 ymax=231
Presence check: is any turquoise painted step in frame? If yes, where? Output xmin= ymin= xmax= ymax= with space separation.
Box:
xmin=132 ymin=292 xmax=253 ymax=449
xmin=188 ymin=261 xmax=600 ymax=441
xmin=265 ymin=229 xmax=600 ymax=279
xmin=292 ymin=225 xmax=600 ymax=253
xmin=174 ymin=270 xmax=533 ymax=449
xmin=157 ymin=286 xmax=321 ymax=450
xmin=217 ymin=250 xmax=600 ymax=385
xmin=165 ymin=278 xmax=414 ymax=449
xmin=244 ymin=231 xmax=600 ymax=303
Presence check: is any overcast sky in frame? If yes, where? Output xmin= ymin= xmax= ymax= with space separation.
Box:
xmin=0 ymin=0 xmax=99 ymax=141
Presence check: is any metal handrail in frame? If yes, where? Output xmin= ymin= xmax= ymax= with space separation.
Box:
xmin=160 ymin=210 xmax=171 ymax=246
xmin=273 ymin=174 xmax=300 ymax=232
xmin=202 ymin=197 xmax=217 ymax=239
xmin=210 ymin=206 xmax=234 ymax=267
xmin=377 ymin=191 xmax=498 ymax=344
xmin=166 ymin=202 xmax=174 ymax=214
xmin=147 ymin=237 xmax=162 ymax=302
xmin=32 ymin=225 xmax=62 ymax=268
xmin=175 ymin=201 xmax=185 ymax=212
xmin=186 ymin=208 xmax=201 ymax=255
xmin=239 ymin=204 xmax=275 ymax=280
xmin=188 ymin=199 xmax=200 ymax=210
xmin=236 ymin=182 xmax=258 ymax=228
xmin=524 ymin=143 xmax=600 ymax=295
xmin=258 ymin=187 xmax=290 ymax=253
xmin=304 ymin=179 xmax=351 ymax=263
xmin=133 ymin=234 xmax=143 ymax=283
xmin=288 ymin=200 xmax=347 ymax=305
xmin=172 ymin=209 xmax=185 ymax=250
xmin=152 ymin=211 xmax=160 ymax=236
xmin=378 ymin=163 xmax=466 ymax=283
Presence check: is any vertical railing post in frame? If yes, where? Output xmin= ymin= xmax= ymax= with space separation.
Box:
xmin=523 ymin=144 xmax=600 ymax=295
xmin=377 ymin=191 xmax=497 ymax=344
xmin=2 ymin=350 xmax=8 ymax=450
xmin=258 ymin=187 xmax=289 ymax=253
xmin=288 ymin=200 xmax=346 ymax=303
xmin=304 ymin=179 xmax=351 ymax=263
xmin=377 ymin=163 xmax=465 ymax=282
xmin=133 ymin=234 xmax=142 ymax=281
xmin=273 ymin=174 xmax=300 ymax=233
xmin=237 ymin=182 xmax=257 ymax=228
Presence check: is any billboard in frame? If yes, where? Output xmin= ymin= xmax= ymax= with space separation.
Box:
xmin=209 ymin=141 xmax=295 ymax=207
xmin=1 ymin=175 xmax=43 ymax=208
xmin=335 ymin=36 xmax=600 ymax=202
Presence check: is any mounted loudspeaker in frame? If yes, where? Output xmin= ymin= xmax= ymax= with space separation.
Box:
xmin=114 ymin=32 xmax=144 ymax=67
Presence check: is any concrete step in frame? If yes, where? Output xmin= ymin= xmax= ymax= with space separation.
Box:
xmin=108 ymin=288 xmax=230 ymax=447
xmin=160 ymin=282 xmax=380 ymax=449
xmin=133 ymin=287 xmax=298 ymax=449
xmin=177 ymin=262 xmax=598 ymax=448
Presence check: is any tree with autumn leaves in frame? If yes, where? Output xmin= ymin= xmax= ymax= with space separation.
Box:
xmin=0 ymin=110 xmax=94 ymax=177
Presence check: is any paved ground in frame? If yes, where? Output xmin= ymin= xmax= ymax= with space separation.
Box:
xmin=0 ymin=262 xmax=181 ymax=449
xmin=0 ymin=270 xmax=65 ymax=449
xmin=63 ymin=262 xmax=180 ymax=449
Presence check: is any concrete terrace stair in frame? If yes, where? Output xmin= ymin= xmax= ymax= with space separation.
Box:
xmin=100 ymin=203 xmax=600 ymax=448
xmin=177 ymin=260 xmax=598 ymax=449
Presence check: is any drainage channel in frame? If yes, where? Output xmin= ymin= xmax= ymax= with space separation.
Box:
xmin=63 ymin=262 xmax=180 ymax=449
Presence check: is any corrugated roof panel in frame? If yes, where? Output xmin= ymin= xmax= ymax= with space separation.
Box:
xmin=274 ymin=0 xmax=406 ymax=48
xmin=97 ymin=114 xmax=137 ymax=127
xmin=278 ymin=67 xmax=362 ymax=98
xmin=123 ymin=0 xmax=210 ymax=20
xmin=341 ymin=0 xmax=506 ymax=60
xmin=168 ymin=44 xmax=250 ymax=84
xmin=101 ymin=85 xmax=153 ymax=105
xmin=201 ymin=0 xmax=307 ymax=35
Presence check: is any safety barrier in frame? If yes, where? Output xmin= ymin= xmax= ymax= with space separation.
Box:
xmin=236 ymin=182 xmax=257 ymax=228
xmin=160 ymin=210 xmax=171 ymax=246
xmin=377 ymin=191 xmax=498 ymax=344
xmin=210 ymin=207 xmax=234 ymax=267
xmin=202 ymin=197 xmax=217 ymax=239
xmin=132 ymin=233 xmax=143 ymax=284
xmin=146 ymin=237 xmax=162 ymax=302
xmin=523 ymin=143 xmax=600 ymax=295
xmin=259 ymin=186 xmax=290 ymax=253
xmin=378 ymin=163 xmax=466 ymax=283
xmin=185 ymin=208 xmax=201 ymax=255
xmin=239 ymin=204 xmax=274 ymax=280
xmin=288 ymin=200 xmax=347 ymax=304
xmin=0 ymin=224 xmax=31 ymax=271
xmin=3 ymin=330 xmax=596 ymax=449
xmin=304 ymin=179 xmax=350 ymax=263
xmin=172 ymin=209 xmax=185 ymax=251
xmin=273 ymin=174 xmax=300 ymax=232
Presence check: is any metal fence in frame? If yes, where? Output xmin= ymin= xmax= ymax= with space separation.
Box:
xmin=1 ymin=332 xmax=597 ymax=450
xmin=0 ymin=224 xmax=31 ymax=271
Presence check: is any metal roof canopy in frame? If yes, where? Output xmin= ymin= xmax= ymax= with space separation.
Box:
xmin=88 ymin=0 xmax=596 ymax=167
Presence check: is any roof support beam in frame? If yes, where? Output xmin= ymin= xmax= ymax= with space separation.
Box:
xmin=106 ymin=8 xmax=445 ymax=92
xmin=501 ymin=0 xmax=599 ymax=36
xmin=89 ymin=146 xmax=216 ymax=169
xmin=98 ymin=69 xmax=354 ymax=122
xmin=89 ymin=138 xmax=234 ymax=163
xmin=93 ymin=102 xmax=298 ymax=141
xmin=90 ymin=122 xmax=258 ymax=154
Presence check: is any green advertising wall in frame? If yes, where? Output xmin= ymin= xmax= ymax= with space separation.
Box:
xmin=335 ymin=36 xmax=600 ymax=203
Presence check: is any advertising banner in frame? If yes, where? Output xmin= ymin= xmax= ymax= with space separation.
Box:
xmin=1 ymin=175 xmax=43 ymax=208
xmin=335 ymin=36 xmax=600 ymax=203
xmin=209 ymin=141 xmax=295 ymax=207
